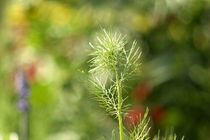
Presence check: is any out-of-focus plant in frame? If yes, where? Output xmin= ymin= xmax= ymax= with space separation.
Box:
xmin=15 ymin=70 xmax=30 ymax=140
xmin=88 ymin=29 xmax=184 ymax=140
xmin=153 ymin=129 xmax=184 ymax=140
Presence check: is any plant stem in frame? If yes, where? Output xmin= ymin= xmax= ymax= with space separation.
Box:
xmin=20 ymin=111 xmax=29 ymax=140
xmin=116 ymin=72 xmax=123 ymax=140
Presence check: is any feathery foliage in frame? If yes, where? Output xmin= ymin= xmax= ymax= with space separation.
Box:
xmin=89 ymin=29 xmax=141 ymax=80
xmin=88 ymin=29 xmax=184 ymax=140
xmin=89 ymin=29 xmax=141 ymax=115
xmin=128 ymin=108 xmax=151 ymax=140
xmin=153 ymin=129 xmax=184 ymax=140
xmin=89 ymin=29 xmax=141 ymax=140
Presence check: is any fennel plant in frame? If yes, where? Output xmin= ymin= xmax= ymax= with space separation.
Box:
xmin=88 ymin=29 xmax=184 ymax=140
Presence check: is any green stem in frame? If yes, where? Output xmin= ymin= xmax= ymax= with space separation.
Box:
xmin=20 ymin=111 xmax=29 ymax=140
xmin=116 ymin=72 xmax=123 ymax=140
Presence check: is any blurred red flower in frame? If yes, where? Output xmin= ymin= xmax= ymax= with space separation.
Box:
xmin=151 ymin=106 xmax=165 ymax=124
xmin=124 ymin=106 xmax=145 ymax=128
xmin=23 ymin=63 xmax=37 ymax=83
xmin=131 ymin=81 xmax=153 ymax=102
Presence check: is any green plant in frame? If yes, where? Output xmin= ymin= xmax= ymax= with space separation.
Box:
xmin=153 ymin=129 xmax=185 ymax=140
xmin=89 ymin=29 xmax=183 ymax=140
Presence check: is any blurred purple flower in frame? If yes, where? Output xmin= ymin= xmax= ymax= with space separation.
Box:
xmin=18 ymin=99 xmax=30 ymax=112
xmin=15 ymin=70 xmax=30 ymax=112
xmin=15 ymin=71 xmax=30 ymax=98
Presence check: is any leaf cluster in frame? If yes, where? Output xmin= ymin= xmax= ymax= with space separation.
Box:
xmin=127 ymin=108 xmax=151 ymax=140
xmin=153 ymin=129 xmax=185 ymax=140
xmin=89 ymin=29 xmax=141 ymax=117
xmin=89 ymin=29 xmax=141 ymax=81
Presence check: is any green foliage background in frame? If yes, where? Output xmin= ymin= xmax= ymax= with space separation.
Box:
xmin=0 ymin=0 xmax=209 ymax=140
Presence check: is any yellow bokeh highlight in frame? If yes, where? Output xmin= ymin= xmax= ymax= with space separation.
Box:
xmin=5 ymin=3 xmax=28 ymax=26
xmin=35 ymin=1 xmax=73 ymax=25
xmin=132 ymin=14 xmax=154 ymax=33
xmin=168 ymin=22 xmax=187 ymax=42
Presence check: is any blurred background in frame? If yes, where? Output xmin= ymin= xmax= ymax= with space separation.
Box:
xmin=0 ymin=0 xmax=209 ymax=140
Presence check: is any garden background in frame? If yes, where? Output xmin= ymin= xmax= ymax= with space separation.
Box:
xmin=0 ymin=0 xmax=209 ymax=140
